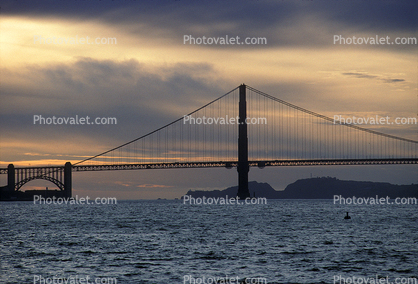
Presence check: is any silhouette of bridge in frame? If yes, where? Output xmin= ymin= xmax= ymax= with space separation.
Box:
xmin=1 ymin=84 xmax=417 ymax=199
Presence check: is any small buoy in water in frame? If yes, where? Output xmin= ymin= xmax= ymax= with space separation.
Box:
xmin=344 ymin=212 xmax=351 ymax=219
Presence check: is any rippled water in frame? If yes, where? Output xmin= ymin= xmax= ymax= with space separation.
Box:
xmin=1 ymin=200 xmax=417 ymax=283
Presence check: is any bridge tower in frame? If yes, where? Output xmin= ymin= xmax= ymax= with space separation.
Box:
xmin=64 ymin=162 xmax=72 ymax=198
xmin=237 ymin=84 xmax=250 ymax=199
xmin=7 ymin=164 xmax=15 ymax=192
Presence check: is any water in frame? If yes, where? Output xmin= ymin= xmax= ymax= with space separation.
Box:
xmin=1 ymin=200 xmax=417 ymax=284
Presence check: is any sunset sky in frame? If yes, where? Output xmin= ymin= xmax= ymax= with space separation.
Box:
xmin=0 ymin=0 xmax=417 ymax=199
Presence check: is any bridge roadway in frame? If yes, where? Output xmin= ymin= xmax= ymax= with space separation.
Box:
xmin=71 ymin=158 xmax=418 ymax=171
xmin=1 ymin=158 xmax=417 ymax=175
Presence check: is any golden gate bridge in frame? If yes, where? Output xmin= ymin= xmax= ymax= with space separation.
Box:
xmin=1 ymin=84 xmax=417 ymax=199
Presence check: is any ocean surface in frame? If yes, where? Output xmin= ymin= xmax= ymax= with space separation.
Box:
xmin=1 ymin=199 xmax=417 ymax=284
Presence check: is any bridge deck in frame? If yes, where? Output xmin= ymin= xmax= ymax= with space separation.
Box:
xmin=1 ymin=158 xmax=417 ymax=173
xmin=71 ymin=158 xmax=418 ymax=171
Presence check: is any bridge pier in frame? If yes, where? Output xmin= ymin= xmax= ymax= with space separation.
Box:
xmin=237 ymin=84 xmax=250 ymax=200
xmin=64 ymin=162 xmax=72 ymax=198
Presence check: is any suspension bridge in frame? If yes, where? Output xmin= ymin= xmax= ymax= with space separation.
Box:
xmin=1 ymin=84 xmax=417 ymax=200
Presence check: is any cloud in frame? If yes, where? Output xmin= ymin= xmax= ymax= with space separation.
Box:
xmin=136 ymin=184 xmax=173 ymax=188
xmin=342 ymin=72 xmax=378 ymax=79
xmin=0 ymin=57 xmax=226 ymax=122
xmin=383 ymin=78 xmax=405 ymax=83
xmin=342 ymin=71 xmax=406 ymax=84
xmin=0 ymin=57 xmax=231 ymax=166
xmin=114 ymin=181 xmax=133 ymax=187
xmin=3 ymin=0 xmax=416 ymax=50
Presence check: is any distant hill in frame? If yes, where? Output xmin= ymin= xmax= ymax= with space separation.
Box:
xmin=182 ymin=177 xmax=418 ymax=199
xmin=182 ymin=181 xmax=277 ymax=199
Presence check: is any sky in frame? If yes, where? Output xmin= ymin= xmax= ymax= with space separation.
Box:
xmin=0 ymin=0 xmax=417 ymax=199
